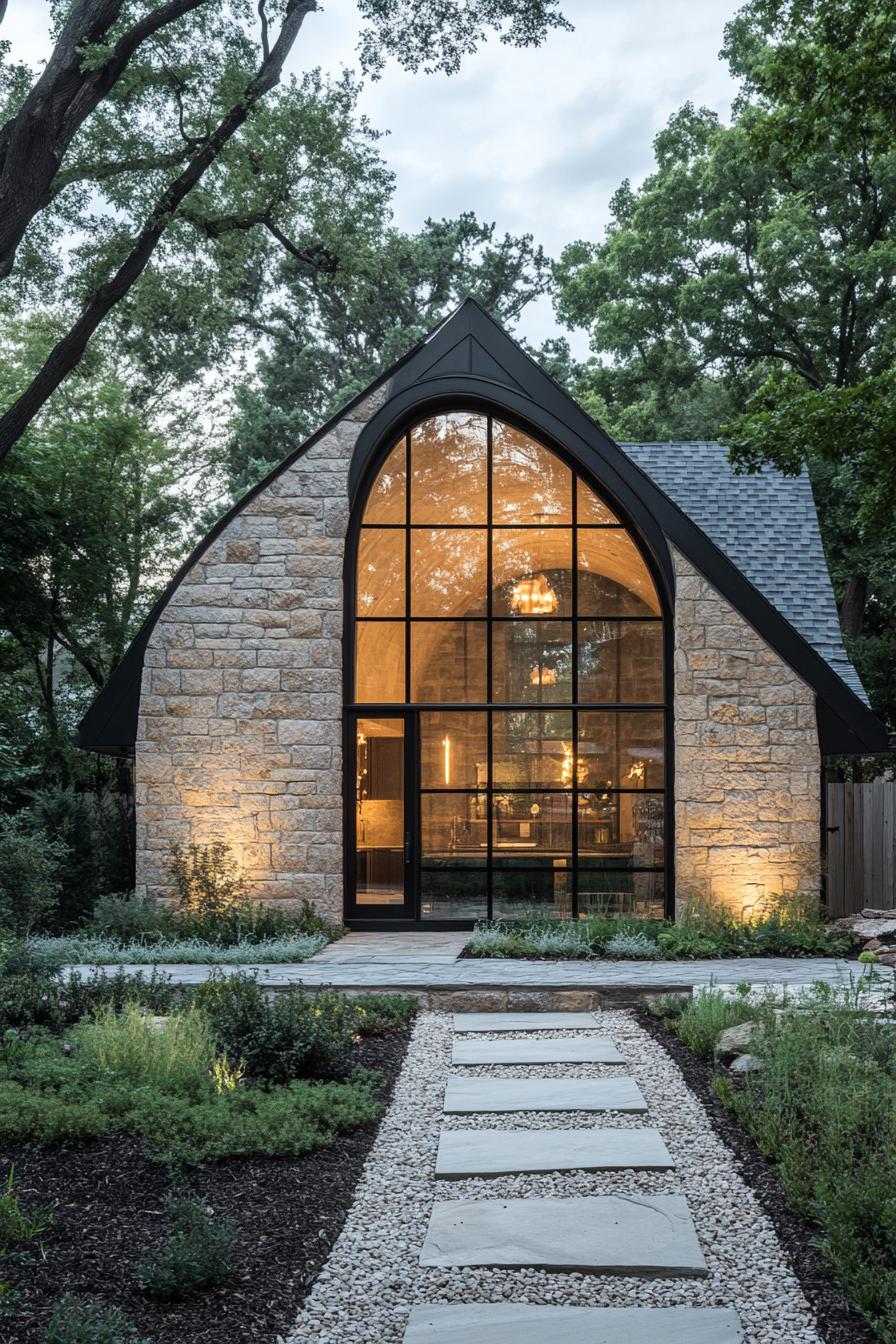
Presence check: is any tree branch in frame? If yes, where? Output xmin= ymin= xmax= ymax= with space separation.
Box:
xmin=0 ymin=0 xmax=318 ymax=463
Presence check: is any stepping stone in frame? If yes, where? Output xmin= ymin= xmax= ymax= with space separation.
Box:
xmin=419 ymin=1195 xmax=707 ymax=1276
xmin=435 ymin=1126 xmax=673 ymax=1178
xmin=452 ymin=1037 xmax=625 ymax=1065
xmin=404 ymin=1304 xmax=743 ymax=1343
xmin=453 ymin=1012 xmax=602 ymax=1033
xmin=443 ymin=1076 xmax=647 ymax=1113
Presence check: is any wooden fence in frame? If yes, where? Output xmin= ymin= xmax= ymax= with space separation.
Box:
xmin=826 ymin=780 xmax=896 ymax=918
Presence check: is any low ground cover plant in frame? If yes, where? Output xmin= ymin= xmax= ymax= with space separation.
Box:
xmin=656 ymin=983 xmax=896 ymax=1342
xmin=465 ymin=893 xmax=849 ymax=960
xmin=136 ymin=1199 xmax=234 ymax=1300
xmin=44 ymin=1295 xmax=148 ymax=1344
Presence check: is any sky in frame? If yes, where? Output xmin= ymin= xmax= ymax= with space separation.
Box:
xmin=3 ymin=0 xmax=740 ymax=351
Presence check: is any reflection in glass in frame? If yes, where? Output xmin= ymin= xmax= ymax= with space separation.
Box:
xmin=410 ymin=413 xmax=487 ymax=524
xmin=577 ymin=530 xmax=660 ymax=615
xmin=492 ymin=421 xmax=572 ymax=523
xmin=577 ymin=621 xmax=664 ymax=703
xmin=577 ymin=477 xmax=619 ymax=525
xmin=578 ymin=792 xmax=664 ymax=867
xmin=420 ymin=711 xmax=487 ymax=789
xmin=355 ymin=717 xmax=404 ymax=905
xmin=492 ymin=710 xmax=573 ymax=789
xmin=492 ymin=529 xmax=572 ymax=616
xmin=355 ymin=622 xmax=405 ymax=702
xmin=420 ymin=869 xmax=488 ymax=920
xmin=492 ymin=791 xmax=571 ymax=858
xmin=577 ymin=710 xmax=665 ymax=788
xmin=364 ymin=439 xmax=406 ymax=524
xmin=421 ymin=792 xmax=487 ymax=862
xmin=356 ymin=528 xmax=405 ymax=618
xmin=492 ymin=621 xmax=573 ymax=703
xmin=411 ymin=622 xmax=487 ymax=703
xmin=411 ymin=528 xmax=487 ymax=617
xmin=492 ymin=864 xmax=572 ymax=920
xmin=576 ymin=870 xmax=665 ymax=920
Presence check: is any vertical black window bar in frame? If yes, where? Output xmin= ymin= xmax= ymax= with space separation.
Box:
xmin=485 ymin=415 xmax=494 ymax=921
xmin=571 ymin=460 xmax=579 ymax=919
xmin=404 ymin=430 xmax=412 ymax=705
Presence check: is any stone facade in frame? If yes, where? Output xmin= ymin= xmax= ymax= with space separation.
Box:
xmin=135 ymin=387 xmax=390 ymax=919
xmin=672 ymin=548 xmax=821 ymax=917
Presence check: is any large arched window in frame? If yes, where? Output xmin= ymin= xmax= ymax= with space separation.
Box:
xmin=349 ymin=411 xmax=667 ymax=922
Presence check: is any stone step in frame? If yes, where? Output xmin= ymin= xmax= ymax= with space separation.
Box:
xmin=435 ymin=1126 xmax=673 ymax=1178
xmin=453 ymin=1012 xmax=602 ymax=1033
xmin=443 ymin=1076 xmax=648 ymax=1113
xmin=452 ymin=1037 xmax=626 ymax=1066
xmin=404 ymin=1305 xmax=743 ymax=1343
xmin=419 ymin=1195 xmax=707 ymax=1276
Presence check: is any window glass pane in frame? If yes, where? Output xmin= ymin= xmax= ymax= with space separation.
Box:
xmin=492 ymin=528 xmax=572 ymax=617
xmin=493 ymin=620 xmax=573 ymax=703
xmin=577 ymin=477 xmax=619 ymax=525
xmin=578 ymin=792 xmax=664 ymax=867
xmin=492 ymin=710 xmax=573 ymax=789
xmin=354 ymin=717 xmax=404 ymax=905
xmin=410 ymin=413 xmax=487 ymax=524
xmin=411 ymin=528 xmax=486 ymax=617
xmin=576 ymin=870 xmax=665 ymax=920
xmin=492 ymin=865 xmax=572 ymax=920
xmin=492 ymin=791 xmax=571 ymax=858
xmin=356 ymin=528 xmax=405 ymax=618
xmin=577 ymin=710 xmax=665 ymax=788
xmin=422 ymin=792 xmax=487 ymax=863
xmin=364 ymin=439 xmax=406 ymax=524
xmin=492 ymin=420 xmax=572 ymax=524
xmin=578 ymin=621 xmax=664 ymax=703
xmin=411 ymin=621 xmax=487 ymax=703
xmin=420 ymin=869 xmax=488 ymax=920
xmin=577 ymin=530 xmax=660 ymax=615
xmin=420 ymin=711 xmax=487 ymax=789
xmin=355 ymin=622 xmax=405 ymax=703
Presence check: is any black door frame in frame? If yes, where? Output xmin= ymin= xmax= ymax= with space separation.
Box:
xmin=344 ymin=708 xmax=420 ymax=924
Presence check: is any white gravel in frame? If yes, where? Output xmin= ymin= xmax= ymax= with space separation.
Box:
xmin=288 ymin=1011 xmax=821 ymax=1344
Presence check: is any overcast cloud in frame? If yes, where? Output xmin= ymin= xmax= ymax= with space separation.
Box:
xmin=4 ymin=0 xmax=740 ymax=350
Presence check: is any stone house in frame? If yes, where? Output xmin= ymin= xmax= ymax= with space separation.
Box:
xmin=76 ymin=301 xmax=888 ymax=927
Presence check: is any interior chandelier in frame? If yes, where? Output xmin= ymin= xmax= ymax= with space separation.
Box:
xmin=510 ymin=572 xmax=557 ymax=615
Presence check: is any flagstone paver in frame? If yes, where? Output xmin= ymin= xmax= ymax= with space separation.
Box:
xmin=435 ymin=1127 xmax=673 ymax=1178
xmin=452 ymin=1037 xmax=627 ymax=1066
xmin=419 ymin=1194 xmax=707 ymax=1275
xmin=442 ymin=1075 xmax=649 ymax=1113
xmin=403 ymin=1304 xmax=744 ymax=1343
xmin=453 ymin=1012 xmax=602 ymax=1032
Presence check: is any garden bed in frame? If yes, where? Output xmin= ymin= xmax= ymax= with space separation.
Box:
xmin=0 ymin=1029 xmax=410 ymax=1344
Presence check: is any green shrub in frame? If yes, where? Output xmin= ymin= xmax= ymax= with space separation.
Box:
xmin=0 ymin=951 xmax=177 ymax=1032
xmin=349 ymin=993 xmax=418 ymax=1035
xmin=78 ymin=1003 xmax=218 ymax=1101
xmin=25 ymin=788 xmax=133 ymax=930
xmin=0 ymin=816 xmax=64 ymax=935
xmin=87 ymin=893 xmax=169 ymax=943
xmin=137 ymin=1198 xmax=234 ymax=1299
xmin=671 ymin=988 xmax=770 ymax=1058
xmin=194 ymin=974 xmax=361 ymax=1083
xmin=167 ymin=840 xmax=248 ymax=918
xmin=44 ymin=1295 xmax=147 ymax=1344
xmin=604 ymin=930 xmax=662 ymax=959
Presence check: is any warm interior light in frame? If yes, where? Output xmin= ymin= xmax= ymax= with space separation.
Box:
xmin=560 ymin=741 xmax=587 ymax=787
xmin=442 ymin=734 xmax=451 ymax=785
xmin=627 ymin=758 xmax=645 ymax=785
xmin=529 ymin=664 xmax=557 ymax=686
xmin=510 ymin=572 xmax=557 ymax=615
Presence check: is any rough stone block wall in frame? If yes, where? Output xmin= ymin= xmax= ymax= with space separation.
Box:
xmin=673 ymin=547 xmax=821 ymax=918
xmin=134 ymin=387 xmax=389 ymax=919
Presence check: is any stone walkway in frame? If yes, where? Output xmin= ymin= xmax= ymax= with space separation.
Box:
xmin=289 ymin=1010 xmax=821 ymax=1343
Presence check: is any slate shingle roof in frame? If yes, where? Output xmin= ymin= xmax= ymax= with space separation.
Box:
xmin=622 ymin=441 xmax=868 ymax=704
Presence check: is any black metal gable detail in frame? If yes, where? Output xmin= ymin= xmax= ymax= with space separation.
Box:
xmin=75 ymin=298 xmax=889 ymax=757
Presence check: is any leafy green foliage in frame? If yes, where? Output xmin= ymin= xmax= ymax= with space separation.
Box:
xmin=0 ymin=943 xmax=176 ymax=1032
xmin=669 ymin=989 xmax=770 ymax=1059
xmin=0 ymin=1166 xmax=50 ymax=1253
xmin=43 ymin=1295 xmax=148 ymax=1344
xmin=349 ymin=993 xmax=417 ymax=1036
xmin=78 ymin=1004 xmax=217 ymax=1102
xmin=0 ymin=815 xmax=64 ymax=934
xmin=136 ymin=1199 xmax=234 ymax=1300
xmin=167 ymin=840 xmax=249 ymax=919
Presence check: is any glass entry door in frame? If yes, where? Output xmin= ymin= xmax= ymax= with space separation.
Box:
xmin=347 ymin=714 xmax=415 ymax=918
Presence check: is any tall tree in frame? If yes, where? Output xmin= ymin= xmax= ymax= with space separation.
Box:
xmin=227 ymin=212 xmax=553 ymax=492
xmin=0 ymin=0 xmax=570 ymax=461
xmin=553 ymin=0 xmax=896 ymax=728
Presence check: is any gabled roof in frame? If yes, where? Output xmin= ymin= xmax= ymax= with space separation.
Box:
xmin=75 ymin=298 xmax=889 ymax=757
xmin=623 ymin=442 xmax=868 ymax=705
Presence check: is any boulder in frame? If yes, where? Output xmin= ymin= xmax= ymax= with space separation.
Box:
xmin=716 ymin=1020 xmax=760 ymax=1064
xmin=729 ymin=1053 xmax=762 ymax=1074
xmin=830 ymin=910 xmax=896 ymax=943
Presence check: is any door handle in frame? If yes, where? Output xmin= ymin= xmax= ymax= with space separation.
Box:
xmin=404 ymin=832 xmax=412 ymax=863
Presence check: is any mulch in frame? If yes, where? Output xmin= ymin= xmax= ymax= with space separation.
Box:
xmin=636 ymin=1009 xmax=879 ymax=1344
xmin=0 ymin=1031 xmax=411 ymax=1344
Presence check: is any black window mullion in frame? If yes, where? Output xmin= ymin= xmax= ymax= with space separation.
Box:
xmin=404 ymin=431 xmax=411 ymax=704
xmin=571 ymin=458 xmax=579 ymax=918
xmin=486 ymin=415 xmax=494 ymax=920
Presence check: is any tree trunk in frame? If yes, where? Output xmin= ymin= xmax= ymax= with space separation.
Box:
xmin=839 ymin=572 xmax=869 ymax=639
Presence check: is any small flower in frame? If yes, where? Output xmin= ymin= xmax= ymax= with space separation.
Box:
xmin=57 ymin=1000 xmax=68 ymax=1009
xmin=313 ymin=1008 xmax=321 ymax=1017
xmin=40 ymin=994 xmax=49 ymax=1002
xmin=61 ymin=1043 xmax=72 ymax=1056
